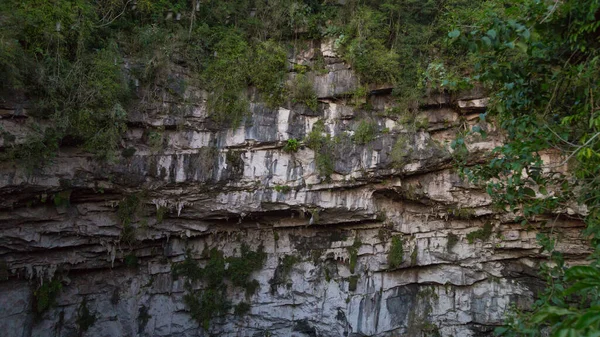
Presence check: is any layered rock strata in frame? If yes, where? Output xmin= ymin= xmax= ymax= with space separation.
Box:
xmin=0 ymin=43 xmax=587 ymax=337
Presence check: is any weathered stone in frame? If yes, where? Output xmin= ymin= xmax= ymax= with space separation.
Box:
xmin=0 ymin=50 xmax=587 ymax=337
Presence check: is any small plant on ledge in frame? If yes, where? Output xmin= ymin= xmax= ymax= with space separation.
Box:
xmin=283 ymin=138 xmax=300 ymax=153
xmin=273 ymin=185 xmax=292 ymax=193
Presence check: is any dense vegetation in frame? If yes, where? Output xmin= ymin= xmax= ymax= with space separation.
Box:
xmin=0 ymin=0 xmax=471 ymax=167
xmin=2 ymin=0 xmax=600 ymax=335
xmin=448 ymin=0 xmax=600 ymax=336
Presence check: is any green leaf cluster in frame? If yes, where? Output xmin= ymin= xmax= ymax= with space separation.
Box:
xmin=172 ymin=244 xmax=266 ymax=330
xmin=353 ymin=119 xmax=377 ymax=145
xmin=388 ymin=236 xmax=404 ymax=269
xmin=446 ymin=0 xmax=600 ymax=335
xmin=33 ymin=278 xmax=62 ymax=315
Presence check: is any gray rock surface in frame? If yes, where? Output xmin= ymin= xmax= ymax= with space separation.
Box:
xmin=0 ymin=45 xmax=587 ymax=337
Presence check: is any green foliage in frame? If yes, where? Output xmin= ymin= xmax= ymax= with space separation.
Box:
xmin=117 ymin=194 xmax=144 ymax=226
xmin=349 ymin=86 xmax=369 ymax=107
xmin=347 ymin=237 xmax=362 ymax=274
xmin=283 ymin=138 xmax=300 ymax=153
xmin=269 ymin=254 xmax=301 ymax=293
xmin=315 ymin=150 xmax=334 ymax=179
xmin=53 ymin=190 xmax=72 ymax=208
xmin=284 ymin=254 xmax=302 ymax=273
xmin=353 ymin=119 xmax=377 ymax=145
xmin=173 ymin=244 xmax=266 ymax=329
xmin=156 ymin=206 xmax=168 ymax=224
xmin=124 ymin=253 xmax=139 ymax=267
xmin=273 ymin=185 xmax=292 ymax=193
xmin=445 ymin=1 xmax=600 ymax=334
xmin=388 ymin=236 xmax=404 ymax=269
xmin=117 ymin=194 xmax=145 ymax=244
xmin=227 ymin=244 xmax=267 ymax=294
xmin=447 ymin=207 xmax=475 ymax=220
xmin=305 ymin=120 xmax=335 ymax=178
xmin=248 ymin=40 xmax=288 ymax=107
xmin=4 ymin=0 xmax=131 ymax=160
xmin=338 ymin=6 xmax=400 ymax=84
xmin=184 ymin=286 xmax=229 ymax=331
xmin=390 ymin=134 xmax=413 ymax=167
xmin=0 ymin=0 xmax=483 ymax=169
xmin=450 ymin=135 xmax=469 ymax=167
xmin=446 ymin=233 xmax=459 ymax=251
xmin=203 ymin=29 xmax=251 ymax=127
xmin=289 ymin=73 xmax=318 ymax=111
xmin=146 ymin=130 xmax=163 ymax=152
xmin=76 ymin=298 xmax=96 ymax=334
xmin=172 ymin=252 xmax=205 ymax=282
xmin=410 ymin=247 xmax=418 ymax=266
xmin=234 ymin=302 xmax=251 ymax=316
xmin=348 ymin=276 xmax=359 ymax=292
xmin=465 ymin=222 xmax=493 ymax=244
xmin=344 ymin=35 xmax=400 ymax=85
xmin=33 ymin=279 xmax=62 ymax=315
xmin=305 ymin=123 xmax=353 ymax=179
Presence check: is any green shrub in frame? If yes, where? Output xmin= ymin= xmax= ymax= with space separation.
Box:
xmin=447 ymin=233 xmax=459 ymax=251
xmin=226 ymin=244 xmax=267 ymax=294
xmin=203 ymin=29 xmax=251 ymax=127
xmin=273 ymin=185 xmax=292 ymax=193
xmin=156 ymin=206 xmax=168 ymax=224
xmin=339 ymin=7 xmax=400 ymax=84
xmin=0 ymin=261 xmax=8 ymax=281
xmin=388 ymin=236 xmax=404 ymax=269
xmin=348 ymin=275 xmax=360 ymax=292
xmin=305 ymin=121 xmax=336 ymax=178
xmin=0 ymin=0 xmax=469 ymax=169
xmin=117 ymin=194 xmax=145 ymax=226
xmin=315 ymin=151 xmax=334 ymax=178
xmin=345 ymin=38 xmax=400 ymax=84
xmin=33 ymin=279 xmax=62 ymax=315
xmin=415 ymin=117 xmax=429 ymax=130
xmin=466 ymin=222 xmax=493 ymax=244
xmin=184 ymin=286 xmax=229 ymax=331
xmin=53 ymin=190 xmax=71 ymax=208
xmin=390 ymin=134 xmax=413 ymax=167
xmin=280 ymin=255 xmax=301 ymax=279
xmin=234 ymin=302 xmax=251 ymax=316
xmin=354 ymin=119 xmax=377 ymax=145
xmin=448 ymin=207 xmax=476 ymax=219
xmin=146 ymin=130 xmax=163 ymax=152
xmin=172 ymin=252 xmax=204 ymax=282
xmin=248 ymin=40 xmax=288 ymax=107
xmin=350 ymin=86 xmax=369 ymax=107
xmin=305 ymin=121 xmax=328 ymax=151
xmin=283 ymin=138 xmax=300 ymax=153
xmin=347 ymin=237 xmax=362 ymax=274
xmin=117 ymin=194 xmax=146 ymax=244
xmin=76 ymin=298 xmax=96 ymax=333
xmin=172 ymin=244 xmax=266 ymax=328
xmin=289 ymin=73 xmax=318 ymax=111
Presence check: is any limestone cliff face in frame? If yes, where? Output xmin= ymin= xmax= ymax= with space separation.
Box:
xmin=0 ymin=42 xmax=587 ymax=337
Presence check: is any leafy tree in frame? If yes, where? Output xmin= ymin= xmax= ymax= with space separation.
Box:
xmin=448 ymin=0 xmax=600 ymax=335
